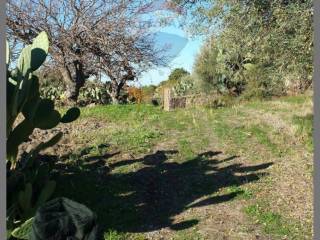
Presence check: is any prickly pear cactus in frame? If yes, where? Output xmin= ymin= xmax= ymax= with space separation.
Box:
xmin=78 ymin=81 xmax=110 ymax=105
xmin=11 ymin=217 xmax=33 ymax=240
xmin=6 ymin=32 xmax=81 ymax=239
xmin=7 ymin=31 xmax=80 ymax=166
xmin=40 ymin=85 xmax=64 ymax=101
xmin=173 ymin=75 xmax=195 ymax=96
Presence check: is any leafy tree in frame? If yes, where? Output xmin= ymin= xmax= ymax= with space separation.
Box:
xmin=155 ymin=68 xmax=190 ymax=98
xmin=168 ymin=68 xmax=190 ymax=83
xmin=171 ymin=0 xmax=313 ymax=97
xmin=194 ymin=37 xmax=222 ymax=93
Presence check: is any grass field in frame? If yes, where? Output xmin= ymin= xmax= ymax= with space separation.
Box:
xmin=50 ymin=94 xmax=313 ymax=239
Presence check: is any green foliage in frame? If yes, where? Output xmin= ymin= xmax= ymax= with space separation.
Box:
xmin=6 ymin=32 xmax=80 ymax=238
xmin=194 ymin=37 xmax=261 ymax=96
xmin=11 ymin=217 xmax=33 ymax=240
xmin=39 ymin=85 xmax=65 ymax=101
xmin=78 ymin=81 xmax=111 ymax=105
xmin=40 ymin=79 xmax=112 ymax=106
xmin=191 ymin=0 xmax=313 ymax=98
xmin=194 ymin=38 xmax=224 ymax=93
xmin=38 ymin=69 xmax=112 ymax=106
xmin=168 ymin=67 xmax=190 ymax=83
xmin=7 ymin=32 xmax=80 ymax=164
xmin=154 ymin=69 xmax=190 ymax=100
xmin=104 ymin=230 xmax=127 ymax=240
xmin=37 ymin=68 xmax=66 ymax=102
xmin=173 ymin=74 xmax=195 ymax=96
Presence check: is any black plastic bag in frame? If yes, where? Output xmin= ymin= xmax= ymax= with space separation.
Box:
xmin=29 ymin=197 xmax=99 ymax=240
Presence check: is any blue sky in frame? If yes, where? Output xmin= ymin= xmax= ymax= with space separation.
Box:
xmin=137 ymin=25 xmax=204 ymax=86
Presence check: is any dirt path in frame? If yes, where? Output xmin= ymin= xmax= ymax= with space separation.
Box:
xmin=30 ymin=99 xmax=312 ymax=239
xmin=242 ymin=106 xmax=313 ymax=235
xmin=122 ymin=113 xmax=274 ymax=240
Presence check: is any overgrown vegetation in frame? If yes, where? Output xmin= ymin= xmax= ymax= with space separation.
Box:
xmin=51 ymin=95 xmax=312 ymax=239
xmin=171 ymin=0 xmax=313 ymax=99
xmin=292 ymin=113 xmax=313 ymax=151
xmin=5 ymin=1 xmax=313 ymax=239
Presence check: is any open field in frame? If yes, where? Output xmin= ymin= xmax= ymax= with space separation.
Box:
xmin=42 ymin=95 xmax=313 ymax=240
xmin=6 ymin=1 xmax=313 ymax=239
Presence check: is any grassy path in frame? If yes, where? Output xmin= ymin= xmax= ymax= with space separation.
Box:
xmin=47 ymin=95 xmax=312 ymax=239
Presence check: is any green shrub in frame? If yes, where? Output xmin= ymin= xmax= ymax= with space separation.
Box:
xmin=191 ymin=1 xmax=312 ymax=98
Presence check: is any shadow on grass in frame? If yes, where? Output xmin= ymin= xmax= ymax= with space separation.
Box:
xmin=53 ymin=149 xmax=272 ymax=235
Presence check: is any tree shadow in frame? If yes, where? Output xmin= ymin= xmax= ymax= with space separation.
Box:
xmin=53 ymin=149 xmax=272 ymax=234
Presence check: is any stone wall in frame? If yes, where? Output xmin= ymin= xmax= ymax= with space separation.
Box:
xmin=163 ymin=88 xmax=213 ymax=111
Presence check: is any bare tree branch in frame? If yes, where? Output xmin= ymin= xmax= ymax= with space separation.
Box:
xmin=7 ymin=0 xmax=168 ymax=103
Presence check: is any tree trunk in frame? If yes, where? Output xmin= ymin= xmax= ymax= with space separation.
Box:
xmin=108 ymin=79 xmax=125 ymax=104
xmin=60 ymin=67 xmax=76 ymax=102
xmin=60 ymin=61 xmax=86 ymax=103
xmin=109 ymin=87 xmax=121 ymax=104
xmin=65 ymin=81 xmax=81 ymax=102
xmin=110 ymin=94 xmax=120 ymax=104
